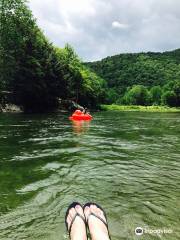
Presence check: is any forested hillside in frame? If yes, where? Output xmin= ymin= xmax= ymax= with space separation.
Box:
xmin=86 ymin=50 xmax=180 ymax=106
xmin=86 ymin=50 xmax=180 ymax=92
xmin=0 ymin=0 xmax=105 ymax=112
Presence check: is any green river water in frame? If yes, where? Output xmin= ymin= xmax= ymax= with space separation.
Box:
xmin=0 ymin=111 xmax=179 ymax=240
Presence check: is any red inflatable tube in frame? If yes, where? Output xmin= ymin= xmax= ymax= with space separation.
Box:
xmin=69 ymin=114 xmax=92 ymax=121
xmin=69 ymin=110 xmax=93 ymax=121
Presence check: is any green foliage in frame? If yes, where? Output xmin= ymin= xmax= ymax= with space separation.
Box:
xmin=123 ymin=85 xmax=150 ymax=106
xmin=162 ymin=81 xmax=175 ymax=92
xmin=161 ymin=91 xmax=177 ymax=107
xmin=0 ymin=0 xmax=36 ymax=90
xmin=172 ymin=80 xmax=180 ymax=106
xmin=86 ymin=51 xmax=180 ymax=106
xmin=55 ymin=45 xmax=106 ymax=108
xmin=101 ymin=104 xmax=180 ymax=112
xmin=55 ymin=44 xmax=83 ymax=100
xmin=0 ymin=0 xmax=56 ymax=111
xmin=105 ymin=88 xmax=119 ymax=104
xmin=80 ymin=67 xmax=106 ymax=107
xmin=161 ymin=80 xmax=180 ymax=106
xmin=150 ymin=86 xmax=162 ymax=105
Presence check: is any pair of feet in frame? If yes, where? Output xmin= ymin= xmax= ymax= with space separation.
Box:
xmin=66 ymin=202 xmax=110 ymax=240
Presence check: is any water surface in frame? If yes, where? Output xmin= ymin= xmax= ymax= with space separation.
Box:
xmin=0 ymin=111 xmax=180 ymax=240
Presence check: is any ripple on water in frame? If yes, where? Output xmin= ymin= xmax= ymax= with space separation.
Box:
xmin=0 ymin=112 xmax=180 ymax=240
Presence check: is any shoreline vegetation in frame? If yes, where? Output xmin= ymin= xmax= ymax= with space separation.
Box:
xmin=101 ymin=104 xmax=180 ymax=112
xmin=0 ymin=1 xmax=179 ymax=113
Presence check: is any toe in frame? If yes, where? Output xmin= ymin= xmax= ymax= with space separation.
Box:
xmin=69 ymin=208 xmax=76 ymax=218
xmin=90 ymin=204 xmax=96 ymax=212
xmin=75 ymin=205 xmax=83 ymax=214
xmin=84 ymin=206 xmax=91 ymax=220
xmin=75 ymin=204 xmax=84 ymax=216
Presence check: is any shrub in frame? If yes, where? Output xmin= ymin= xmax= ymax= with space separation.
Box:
xmin=161 ymin=91 xmax=177 ymax=106
xmin=150 ymin=86 xmax=162 ymax=105
xmin=123 ymin=85 xmax=150 ymax=106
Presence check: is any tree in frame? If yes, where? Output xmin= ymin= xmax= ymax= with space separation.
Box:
xmin=0 ymin=0 xmax=18 ymax=94
xmin=150 ymin=86 xmax=162 ymax=105
xmin=123 ymin=85 xmax=150 ymax=105
xmin=106 ymin=88 xmax=119 ymax=104
xmin=161 ymin=91 xmax=177 ymax=106
xmin=86 ymin=50 xmax=180 ymax=100
xmin=162 ymin=81 xmax=175 ymax=92
xmin=79 ymin=67 xmax=106 ymax=107
xmin=0 ymin=0 xmax=65 ymax=112
xmin=55 ymin=45 xmax=83 ymax=102
xmin=173 ymin=80 xmax=180 ymax=106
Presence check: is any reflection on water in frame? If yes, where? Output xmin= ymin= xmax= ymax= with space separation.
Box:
xmin=71 ymin=120 xmax=90 ymax=135
xmin=0 ymin=111 xmax=180 ymax=240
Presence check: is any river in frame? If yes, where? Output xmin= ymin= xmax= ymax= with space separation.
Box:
xmin=0 ymin=111 xmax=179 ymax=240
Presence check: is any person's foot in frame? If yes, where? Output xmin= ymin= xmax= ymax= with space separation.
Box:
xmin=66 ymin=204 xmax=87 ymax=240
xmin=84 ymin=204 xmax=110 ymax=240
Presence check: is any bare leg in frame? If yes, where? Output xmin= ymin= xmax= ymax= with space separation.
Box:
xmin=67 ymin=205 xmax=87 ymax=240
xmin=84 ymin=204 xmax=110 ymax=240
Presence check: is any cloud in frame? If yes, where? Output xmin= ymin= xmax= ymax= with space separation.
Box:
xmin=28 ymin=0 xmax=180 ymax=61
xmin=112 ymin=21 xmax=129 ymax=29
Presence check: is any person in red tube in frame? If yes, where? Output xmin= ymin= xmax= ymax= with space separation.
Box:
xmin=83 ymin=108 xmax=88 ymax=115
xmin=73 ymin=110 xmax=83 ymax=115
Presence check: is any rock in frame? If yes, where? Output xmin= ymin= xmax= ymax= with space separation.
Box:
xmin=1 ymin=104 xmax=22 ymax=113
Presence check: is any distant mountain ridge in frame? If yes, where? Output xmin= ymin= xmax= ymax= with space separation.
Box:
xmin=85 ymin=48 xmax=180 ymax=95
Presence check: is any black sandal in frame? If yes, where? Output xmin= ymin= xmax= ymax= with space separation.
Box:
xmin=65 ymin=202 xmax=86 ymax=237
xmin=83 ymin=202 xmax=111 ymax=240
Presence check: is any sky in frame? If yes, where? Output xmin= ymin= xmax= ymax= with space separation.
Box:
xmin=28 ymin=0 xmax=180 ymax=61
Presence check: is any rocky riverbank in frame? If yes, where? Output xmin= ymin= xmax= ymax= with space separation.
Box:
xmin=0 ymin=104 xmax=22 ymax=113
xmin=0 ymin=100 xmax=84 ymax=113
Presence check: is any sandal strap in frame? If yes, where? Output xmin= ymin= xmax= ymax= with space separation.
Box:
xmin=68 ymin=212 xmax=86 ymax=235
xmin=87 ymin=212 xmax=108 ymax=228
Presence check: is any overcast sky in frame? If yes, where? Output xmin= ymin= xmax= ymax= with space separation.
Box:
xmin=29 ymin=0 xmax=180 ymax=61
